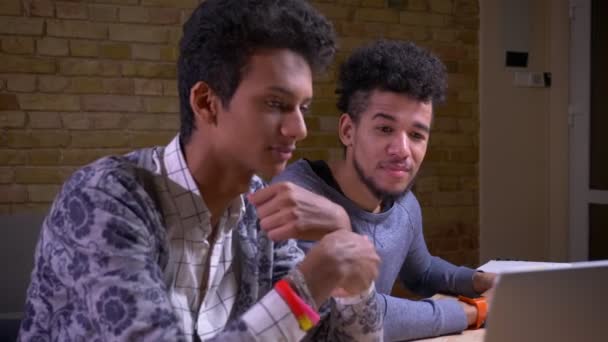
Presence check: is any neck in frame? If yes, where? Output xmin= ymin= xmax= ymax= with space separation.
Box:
xmin=329 ymin=159 xmax=382 ymax=213
xmin=183 ymin=134 xmax=252 ymax=225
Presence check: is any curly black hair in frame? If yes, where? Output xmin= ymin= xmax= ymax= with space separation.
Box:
xmin=336 ymin=40 xmax=447 ymax=122
xmin=178 ymin=0 xmax=336 ymax=144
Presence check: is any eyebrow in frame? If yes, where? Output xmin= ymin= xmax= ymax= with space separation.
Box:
xmin=372 ymin=112 xmax=430 ymax=133
xmin=266 ymin=86 xmax=312 ymax=103
xmin=371 ymin=112 xmax=396 ymax=121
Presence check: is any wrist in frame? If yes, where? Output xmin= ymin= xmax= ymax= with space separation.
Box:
xmin=285 ymin=267 xmax=318 ymax=310
xmin=334 ymin=206 xmax=352 ymax=232
xmin=458 ymin=295 xmax=487 ymax=329
xmin=297 ymin=259 xmax=337 ymax=306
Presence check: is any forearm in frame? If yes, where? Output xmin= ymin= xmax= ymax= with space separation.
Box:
xmin=304 ymin=285 xmax=383 ymax=342
xmin=413 ymin=258 xmax=478 ymax=297
xmin=332 ymin=285 xmax=383 ymax=341
xmin=382 ymin=293 xmax=467 ymax=341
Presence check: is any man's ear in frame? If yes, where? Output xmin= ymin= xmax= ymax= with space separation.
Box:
xmin=189 ymin=81 xmax=221 ymax=126
xmin=338 ymin=113 xmax=355 ymax=147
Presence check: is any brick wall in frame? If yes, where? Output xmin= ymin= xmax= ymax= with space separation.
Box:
xmin=0 ymin=0 xmax=479 ymax=267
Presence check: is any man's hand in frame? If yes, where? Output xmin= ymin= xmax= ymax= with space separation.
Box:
xmin=297 ymin=230 xmax=380 ymax=305
xmin=473 ymin=271 xmax=497 ymax=295
xmin=248 ymin=182 xmax=351 ymax=241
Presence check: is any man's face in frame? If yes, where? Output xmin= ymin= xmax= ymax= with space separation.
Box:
xmin=341 ymin=89 xmax=432 ymax=201
xmin=212 ymin=49 xmax=312 ymax=179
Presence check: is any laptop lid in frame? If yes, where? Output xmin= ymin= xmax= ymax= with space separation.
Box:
xmin=484 ymin=260 xmax=608 ymax=342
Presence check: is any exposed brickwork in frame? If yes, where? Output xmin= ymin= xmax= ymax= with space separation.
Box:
xmin=0 ymin=1 xmax=479 ymax=272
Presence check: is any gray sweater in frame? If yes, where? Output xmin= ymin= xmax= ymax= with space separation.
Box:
xmin=273 ymin=159 xmax=479 ymax=341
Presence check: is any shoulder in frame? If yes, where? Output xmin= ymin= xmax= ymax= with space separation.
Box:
xmin=272 ymin=159 xmax=325 ymax=193
xmin=46 ymin=151 xmax=164 ymax=245
xmin=393 ymin=191 xmax=423 ymax=229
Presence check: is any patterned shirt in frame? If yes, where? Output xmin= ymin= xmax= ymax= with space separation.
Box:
xmin=18 ymin=137 xmax=383 ymax=341
xmin=160 ymin=136 xmax=241 ymax=340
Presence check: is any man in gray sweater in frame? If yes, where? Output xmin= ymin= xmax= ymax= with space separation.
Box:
xmin=270 ymin=40 xmax=496 ymax=341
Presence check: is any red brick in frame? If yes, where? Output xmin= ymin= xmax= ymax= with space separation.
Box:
xmin=15 ymin=167 xmax=67 ymax=184
xmin=313 ymin=3 xmax=351 ymax=20
xmin=47 ymin=20 xmax=107 ymax=39
xmin=62 ymin=112 xmax=124 ymax=130
xmin=143 ymin=96 xmax=179 ymax=113
xmin=0 ymin=185 xmax=27 ymax=203
xmin=0 ymin=55 xmax=55 ymax=74
xmin=118 ymin=6 xmax=148 ymax=23
xmin=149 ymin=7 xmax=180 ymax=24
xmin=129 ymin=131 xmax=174 ymax=148
xmin=56 ymin=1 xmax=88 ymax=19
xmin=140 ymin=0 xmax=199 ymax=8
xmin=354 ymin=8 xmax=399 ymax=23
xmin=1 ymin=36 xmax=35 ymax=54
xmin=92 ymin=0 xmax=138 ymax=5
xmin=27 ymin=184 xmax=60 ymax=202
xmin=0 ymin=167 xmax=15 ymax=183
xmin=134 ymin=79 xmax=163 ymax=95
xmin=26 ymin=149 xmax=62 ymax=165
xmin=28 ymin=112 xmax=62 ymax=129
xmin=62 ymin=148 xmax=128 ymax=166
xmin=134 ymin=62 xmax=176 ymax=78
xmin=400 ymin=12 xmax=446 ymax=27
xmin=5 ymin=130 xmax=70 ymax=148
xmin=0 ymin=94 xmax=19 ymax=110
xmin=0 ymin=111 xmax=26 ymax=128
xmin=37 ymin=37 xmax=70 ymax=56
xmin=0 ymin=16 xmax=45 ymax=35
xmin=18 ymin=94 xmax=80 ymax=111
xmin=38 ymin=76 xmax=70 ymax=93
xmin=88 ymin=4 xmax=118 ymax=22
xmin=0 ymin=149 xmax=26 ymax=165
xmin=99 ymin=42 xmax=132 ymax=59
xmin=109 ymin=24 xmax=168 ymax=43
xmin=132 ymin=44 xmax=161 ymax=60
xmin=59 ymin=59 xmax=120 ymax=76
xmin=125 ymin=113 xmax=178 ymax=130
xmin=162 ymin=80 xmax=178 ymax=96
xmin=6 ymin=74 xmax=37 ymax=92
xmin=67 ymin=77 xmax=103 ymax=93
xmin=429 ymin=0 xmax=453 ymax=14
xmin=27 ymin=0 xmax=54 ymax=17
xmin=102 ymin=78 xmax=134 ymax=94
xmin=71 ymin=131 xmax=130 ymax=148
xmin=81 ymin=94 xmax=142 ymax=112
xmin=159 ymin=46 xmax=178 ymax=61
xmin=69 ymin=40 xmax=99 ymax=57
xmin=0 ymin=0 xmax=21 ymax=15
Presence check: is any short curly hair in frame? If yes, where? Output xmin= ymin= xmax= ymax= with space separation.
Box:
xmin=336 ymin=40 xmax=446 ymax=122
xmin=178 ymin=0 xmax=336 ymax=144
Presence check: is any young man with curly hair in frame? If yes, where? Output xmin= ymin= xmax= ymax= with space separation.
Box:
xmin=19 ymin=1 xmax=383 ymax=341
xmin=273 ymin=40 xmax=497 ymax=341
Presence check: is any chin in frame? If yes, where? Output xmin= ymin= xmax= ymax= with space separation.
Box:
xmin=257 ymin=164 xmax=286 ymax=180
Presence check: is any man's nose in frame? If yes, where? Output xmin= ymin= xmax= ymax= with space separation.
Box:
xmin=281 ymin=110 xmax=307 ymax=141
xmin=387 ymin=133 xmax=410 ymax=158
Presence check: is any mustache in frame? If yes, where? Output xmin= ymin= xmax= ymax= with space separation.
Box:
xmin=378 ymin=159 xmax=413 ymax=171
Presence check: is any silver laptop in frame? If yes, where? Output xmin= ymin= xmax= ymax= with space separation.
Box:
xmin=484 ymin=260 xmax=608 ymax=342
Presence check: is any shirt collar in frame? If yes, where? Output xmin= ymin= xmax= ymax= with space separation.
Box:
xmin=163 ymin=135 xmax=245 ymax=231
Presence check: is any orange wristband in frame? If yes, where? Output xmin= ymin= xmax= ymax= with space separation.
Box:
xmin=275 ymin=279 xmax=320 ymax=331
xmin=458 ymin=295 xmax=487 ymax=329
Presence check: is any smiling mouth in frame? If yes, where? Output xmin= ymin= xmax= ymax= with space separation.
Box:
xmin=270 ymin=145 xmax=295 ymax=161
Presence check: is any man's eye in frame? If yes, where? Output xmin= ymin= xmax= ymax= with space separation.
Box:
xmin=266 ymin=100 xmax=283 ymax=108
xmin=300 ymin=105 xmax=311 ymax=115
xmin=377 ymin=126 xmax=393 ymax=133
xmin=410 ymin=132 xmax=426 ymax=141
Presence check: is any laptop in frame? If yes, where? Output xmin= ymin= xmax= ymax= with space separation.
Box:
xmin=484 ymin=260 xmax=608 ymax=342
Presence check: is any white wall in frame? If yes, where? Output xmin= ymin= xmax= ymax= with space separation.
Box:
xmin=480 ymin=0 xmax=570 ymax=262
